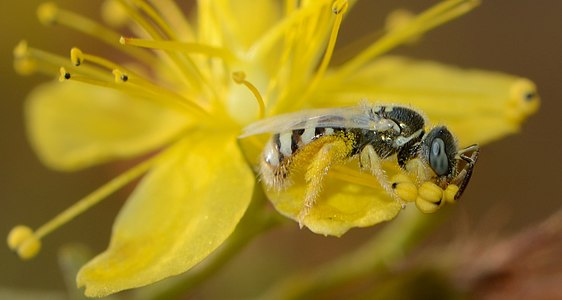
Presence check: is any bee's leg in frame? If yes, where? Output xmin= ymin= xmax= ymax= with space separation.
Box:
xmin=359 ymin=145 xmax=406 ymax=207
xmin=453 ymin=144 xmax=480 ymax=200
xmin=299 ymin=138 xmax=352 ymax=226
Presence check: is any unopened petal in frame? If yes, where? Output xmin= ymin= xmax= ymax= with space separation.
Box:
xmin=77 ymin=131 xmax=254 ymax=297
xmin=25 ymin=81 xmax=190 ymax=171
xmin=315 ymin=56 xmax=539 ymax=145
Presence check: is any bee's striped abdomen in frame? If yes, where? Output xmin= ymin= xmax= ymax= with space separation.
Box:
xmin=261 ymin=126 xmax=336 ymax=188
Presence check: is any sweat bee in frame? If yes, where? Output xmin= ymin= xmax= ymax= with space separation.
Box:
xmin=241 ymin=103 xmax=480 ymax=222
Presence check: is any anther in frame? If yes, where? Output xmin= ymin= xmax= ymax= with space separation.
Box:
xmin=7 ymin=225 xmax=41 ymax=260
xmin=332 ymin=0 xmax=349 ymax=14
xmin=70 ymin=47 xmax=84 ymax=66
xmin=59 ymin=67 xmax=71 ymax=81
xmin=232 ymin=71 xmax=266 ymax=119
xmin=112 ymin=69 xmax=128 ymax=83
xmin=101 ymin=0 xmax=128 ymax=28
xmin=13 ymin=41 xmax=38 ymax=75
xmin=37 ymin=2 xmax=59 ymax=26
xmin=13 ymin=40 xmax=29 ymax=59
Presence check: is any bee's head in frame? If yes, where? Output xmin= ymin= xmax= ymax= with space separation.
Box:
xmin=420 ymin=126 xmax=457 ymax=178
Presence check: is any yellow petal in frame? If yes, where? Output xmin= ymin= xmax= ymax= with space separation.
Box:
xmin=76 ymin=131 xmax=254 ymax=297
xmin=315 ymin=56 xmax=540 ymax=145
xmin=25 ymin=81 xmax=190 ymax=171
xmin=266 ymin=160 xmax=402 ymax=237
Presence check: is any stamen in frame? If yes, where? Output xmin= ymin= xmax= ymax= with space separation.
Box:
xmin=114 ymin=0 xmax=207 ymax=91
xmin=120 ymin=37 xmax=235 ymax=62
xmin=59 ymin=67 xmax=71 ymax=81
xmin=14 ymin=41 xmax=72 ymax=76
xmin=60 ymin=67 xmax=208 ymax=118
xmin=129 ymin=0 xmax=178 ymax=39
xmin=337 ymin=0 xmax=480 ymax=79
xmin=6 ymin=146 xmax=169 ymax=260
xmin=101 ymin=0 xmax=129 ymax=28
xmin=232 ymin=71 xmax=266 ymax=119
xmin=249 ymin=0 xmax=332 ymax=58
xmin=146 ymin=0 xmax=195 ymax=40
xmin=36 ymin=2 xmax=157 ymax=65
xmin=292 ymin=0 xmax=347 ymax=110
xmin=385 ymin=9 xmax=419 ymax=44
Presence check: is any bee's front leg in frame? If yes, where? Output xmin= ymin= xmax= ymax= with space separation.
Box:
xmin=359 ymin=145 xmax=406 ymax=207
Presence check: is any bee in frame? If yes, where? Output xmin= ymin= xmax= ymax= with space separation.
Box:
xmin=241 ymin=103 xmax=479 ymax=222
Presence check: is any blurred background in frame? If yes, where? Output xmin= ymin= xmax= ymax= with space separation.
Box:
xmin=1 ymin=0 xmax=561 ymax=298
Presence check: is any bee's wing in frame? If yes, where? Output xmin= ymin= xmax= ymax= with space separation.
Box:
xmin=240 ymin=106 xmax=376 ymax=137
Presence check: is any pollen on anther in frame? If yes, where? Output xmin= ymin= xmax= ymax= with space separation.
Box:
xmin=7 ymin=225 xmax=41 ymax=260
xmin=112 ymin=69 xmax=128 ymax=83
xmin=332 ymin=0 xmax=349 ymax=14
xmin=70 ymin=48 xmax=84 ymax=66
xmin=59 ymin=67 xmax=71 ymax=81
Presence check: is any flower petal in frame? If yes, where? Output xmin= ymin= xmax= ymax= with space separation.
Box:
xmin=315 ymin=56 xmax=540 ymax=145
xmin=25 ymin=81 xmax=190 ymax=171
xmin=266 ymin=160 xmax=402 ymax=237
xmin=76 ymin=131 xmax=254 ymax=297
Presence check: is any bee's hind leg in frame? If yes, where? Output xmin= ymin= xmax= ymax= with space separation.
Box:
xmin=299 ymin=137 xmax=353 ymax=226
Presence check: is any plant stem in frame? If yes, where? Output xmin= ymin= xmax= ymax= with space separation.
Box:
xmin=260 ymin=208 xmax=444 ymax=299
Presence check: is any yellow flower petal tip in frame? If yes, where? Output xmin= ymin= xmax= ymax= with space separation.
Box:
xmin=7 ymin=225 xmax=41 ymax=260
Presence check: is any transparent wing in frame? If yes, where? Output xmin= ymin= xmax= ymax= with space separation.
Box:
xmin=240 ymin=106 xmax=380 ymax=137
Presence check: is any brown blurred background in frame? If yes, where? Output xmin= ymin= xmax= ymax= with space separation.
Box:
xmin=1 ymin=0 xmax=561 ymax=298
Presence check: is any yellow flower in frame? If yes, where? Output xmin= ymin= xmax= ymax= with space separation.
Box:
xmin=7 ymin=0 xmax=539 ymax=297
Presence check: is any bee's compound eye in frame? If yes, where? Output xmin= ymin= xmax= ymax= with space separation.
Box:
xmin=430 ymin=138 xmax=448 ymax=176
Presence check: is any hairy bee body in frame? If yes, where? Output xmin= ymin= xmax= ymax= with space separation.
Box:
xmin=260 ymin=105 xmax=427 ymax=188
xmin=241 ymin=103 xmax=479 ymax=219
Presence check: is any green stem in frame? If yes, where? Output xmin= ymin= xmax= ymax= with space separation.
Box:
xmin=260 ymin=208 xmax=445 ymax=300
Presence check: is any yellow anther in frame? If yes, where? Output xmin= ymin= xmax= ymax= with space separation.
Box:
xmin=101 ymin=0 xmax=128 ymax=28
xmin=112 ymin=69 xmax=129 ymax=83
xmin=416 ymin=181 xmax=444 ymax=213
xmin=231 ymin=71 xmax=246 ymax=84
xmin=7 ymin=225 xmax=41 ymax=260
xmin=13 ymin=41 xmax=36 ymax=75
xmin=70 ymin=47 xmax=84 ymax=66
xmin=385 ymin=9 xmax=420 ymax=44
xmin=444 ymin=184 xmax=459 ymax=203
xmin=37 ymin=2 xmax=59 ymax=26
xmin=13 ymin=40 xmax=29 ymax=58
xmin=332 ymin=0 xmax=349 ymax=14
xmin=232 ymin=71 xmax=266 ymax=119
xmin=509 ymin=78 xmax=540 ymax=118
xmin=391 ymin=174 xmax=417 ymax=202
xmin=59 ymin=67 xmax=71 ymax=81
